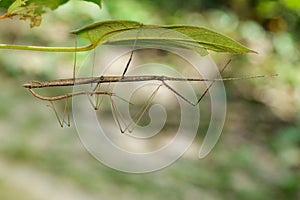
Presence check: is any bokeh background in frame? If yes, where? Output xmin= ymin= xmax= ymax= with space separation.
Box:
xmin=0 ymin=0 xmax=299 ymax=199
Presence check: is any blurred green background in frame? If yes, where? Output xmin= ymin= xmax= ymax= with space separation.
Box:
xmin=0 ymin=0 xmax=299 ymax=199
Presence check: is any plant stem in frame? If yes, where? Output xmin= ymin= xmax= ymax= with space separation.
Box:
xmin=0 ymin=43 xmax=94 ymax=52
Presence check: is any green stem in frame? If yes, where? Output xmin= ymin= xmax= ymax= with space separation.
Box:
xmin=0 ymin=43 xmax=95 ymax=52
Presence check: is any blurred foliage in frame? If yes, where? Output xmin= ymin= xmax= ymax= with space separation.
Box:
xmin=0 ymin=0 xmax=299 ymax=200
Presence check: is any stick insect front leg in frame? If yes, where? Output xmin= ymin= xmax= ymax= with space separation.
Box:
xmin=47 ymin=97 xmax=71 ymax=128
xmin=27 ymin=87 xmax=114 ymax=128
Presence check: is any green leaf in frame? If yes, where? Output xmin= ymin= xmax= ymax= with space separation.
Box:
xmin=0 ymin=0 xmax=101 ymax=10
xmin=71 ymin=20 xmax=256 ymax=54
xmin=72 ymin=20 xmax=144 ymax=44
xmin=2 ymin=0 xmax=42 ymax=27
xmin=0 ymin=0 xmax=102 ymax=27
xmin=7 ymin=0 xmax=25 ymax=13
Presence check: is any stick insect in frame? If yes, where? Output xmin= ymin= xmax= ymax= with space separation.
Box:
xmin=23 ymin=46 xmax=274 ymax=133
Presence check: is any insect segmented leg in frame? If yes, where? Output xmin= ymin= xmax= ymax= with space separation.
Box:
xmin=28 ymin=88 xmax=114 ymax=127
xmin=109 ymin=95 xmax=130 ymax=133
xmin=121 ymin=84 xmax=163 ymax=133
xmin=196 ymin=59 xmax=231 ymax=104
xmin=88 ymin=82 xmax=112 ymax=110
xmin=47 ymin=97 xmax=70 ymax=128
xmin=158 ymin=59 xmax=232 ymax=107
xmin=121 ymin=50 xmax=134 ymax=79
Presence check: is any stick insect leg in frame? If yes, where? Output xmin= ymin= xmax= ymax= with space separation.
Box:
xmin=73 ymin=37 xmax=77 ymax=81
xmin=161 ymin=59 xmax=232 ymax=106
xmin=87 ymin=49 xmax=111 ymax=110
xmin=48 ymin=37 xmax=75 ymax=127
xmin=121 ymin=50 xmax=133 ymax=79
xmin=162 ymin=80 xmax=196 ymax=106
xmin=121 ymin=31 xmax=139 ymax=79
xmin=47 ymin=97 xmax=70 ymax=128
xmin=48 ymin=37 xmax=74 ymax=127
xmin=109 ymin=95 xmax=131 ymax=133
xmin=124 ymin=84 xmax=163 ymax=133
xmin=196 ymin=59 xmax=231 ymax=104
xmin=88 ymin=83 xmax=112 ymax=110
xmin=111 ymin=33 xmax=138 ymax=132
xmin=87 ymin=93 xmax=99 ymax=110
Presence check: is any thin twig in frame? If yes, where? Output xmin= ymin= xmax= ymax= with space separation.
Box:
xmin=0 ymin=43 xmax=94 ymax=52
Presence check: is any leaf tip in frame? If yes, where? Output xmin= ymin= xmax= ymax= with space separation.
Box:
xmin=243 ymin=46 xmax=258 ymax=54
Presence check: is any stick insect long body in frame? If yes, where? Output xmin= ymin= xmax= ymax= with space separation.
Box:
xmin=23 ymin=66 xmax=271 ymax=133
xmin=24 ymin=72 xmax=266 ymax=103
xmin=23 ymin=45 xmax=276 ymax=133
xmin=24 ymin=74 xmax=267 ymax=89
xmin=22 ymin=75 xmax=210 ymax=131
